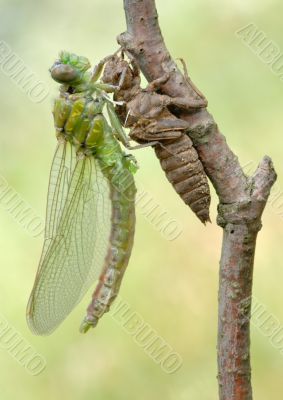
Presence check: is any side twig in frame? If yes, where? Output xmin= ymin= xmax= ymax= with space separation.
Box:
xmin=118 ymin=1 xmax=277 ymax=399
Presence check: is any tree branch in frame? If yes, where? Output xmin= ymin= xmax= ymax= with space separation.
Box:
xmin=118 ymin=1 xmax=277 ymax=399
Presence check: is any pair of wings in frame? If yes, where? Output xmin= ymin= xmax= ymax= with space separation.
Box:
xmin=27 ymin=140 xmax=112 ymax=335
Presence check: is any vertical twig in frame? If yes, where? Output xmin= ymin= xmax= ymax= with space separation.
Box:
xmin=118 ymin=1 xmax=277 ymax=398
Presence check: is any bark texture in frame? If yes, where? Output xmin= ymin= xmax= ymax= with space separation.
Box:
xmin=119 ymin=1 xmax=277 ymax=399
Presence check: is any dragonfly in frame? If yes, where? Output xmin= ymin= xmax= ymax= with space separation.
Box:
xmin=26 ymin=51 xmax=139 ymax=335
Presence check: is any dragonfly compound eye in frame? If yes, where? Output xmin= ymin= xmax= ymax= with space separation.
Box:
xmin=50 ymin=63 xmax=80 ymax=84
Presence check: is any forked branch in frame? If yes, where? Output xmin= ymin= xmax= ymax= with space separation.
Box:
xmin=118 ymin=1 xmax=277 ymax=399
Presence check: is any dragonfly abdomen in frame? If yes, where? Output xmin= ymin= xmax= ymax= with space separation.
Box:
xmin=81 ymin=162 xmax=136 ymax=332
xmin=53 ymin=96 xmax=137 ymax=332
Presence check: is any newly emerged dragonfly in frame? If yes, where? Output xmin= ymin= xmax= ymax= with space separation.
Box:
xmin=27 ymin=51 xmax=138 ymax=335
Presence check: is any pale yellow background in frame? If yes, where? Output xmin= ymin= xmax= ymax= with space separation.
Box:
xmin=0 ymin=0 xmax=282 ymax=399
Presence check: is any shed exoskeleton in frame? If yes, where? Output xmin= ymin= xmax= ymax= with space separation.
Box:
xmin=102 ymin=52 xmax=211 ymax=223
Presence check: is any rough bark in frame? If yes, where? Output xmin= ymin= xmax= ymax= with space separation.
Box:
xmin=118 ymin=1 xmax=277 ymax=399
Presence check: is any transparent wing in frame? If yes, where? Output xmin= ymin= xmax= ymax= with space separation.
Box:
xmin=39 ymin=139 xmax=76 ymax=262
xmin=27 ymin=151 xmax=112 ymax=335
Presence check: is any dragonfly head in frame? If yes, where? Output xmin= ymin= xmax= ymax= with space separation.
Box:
xmin=50 ymin=51 xmax=91 ymax=85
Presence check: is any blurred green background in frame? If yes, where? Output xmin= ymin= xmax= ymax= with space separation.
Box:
xmin=0 ymin=0 xmax=282 ymax=398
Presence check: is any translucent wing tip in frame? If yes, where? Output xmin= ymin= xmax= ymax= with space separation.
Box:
xmin=26 ymin=315 xmax=50 ymax=336
xmin=26 ymin=296 xmax=59 ymax=336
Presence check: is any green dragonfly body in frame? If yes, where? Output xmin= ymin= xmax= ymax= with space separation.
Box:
xmin=27 ymin=51 xmax=137 ymax=335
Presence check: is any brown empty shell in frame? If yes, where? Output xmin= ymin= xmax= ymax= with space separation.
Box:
xmin=154 ymin=134 xmax=211 ymax=223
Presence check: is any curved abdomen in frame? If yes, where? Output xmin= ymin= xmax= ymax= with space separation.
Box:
xmin=154 ymin=134 xmax=211 ymax=223
xmin=81 ymin=166 xmax=136 ymax=331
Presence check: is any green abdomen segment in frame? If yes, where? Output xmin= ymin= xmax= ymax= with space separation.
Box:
xmin=80 ymin=115 xmax=136 ymax=332
xmin=54 ymin=95 xmax=137 ymax=332
xmin=81 ymin=162 xmax=136 ymax=332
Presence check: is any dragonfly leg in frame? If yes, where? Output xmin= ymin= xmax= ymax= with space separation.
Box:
xmin=91 ymin=49 xmax=121 ymax=83
xmin=177 ymin=57 xmax=207 ymax=102
xmin=129 ymin=119 xmax=184 ymax=143
xmin=126 ymin=142 xmax=160 ymax=150
xmin=145 ymin=73 xmax=170 ymax=93
xmin=94 ymin=82 xmax=121 ymax=93
xmin=106 ymin=104 xmax=163 ymax=150
xmin=106 ymin=102 xmax=131 ymax=147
